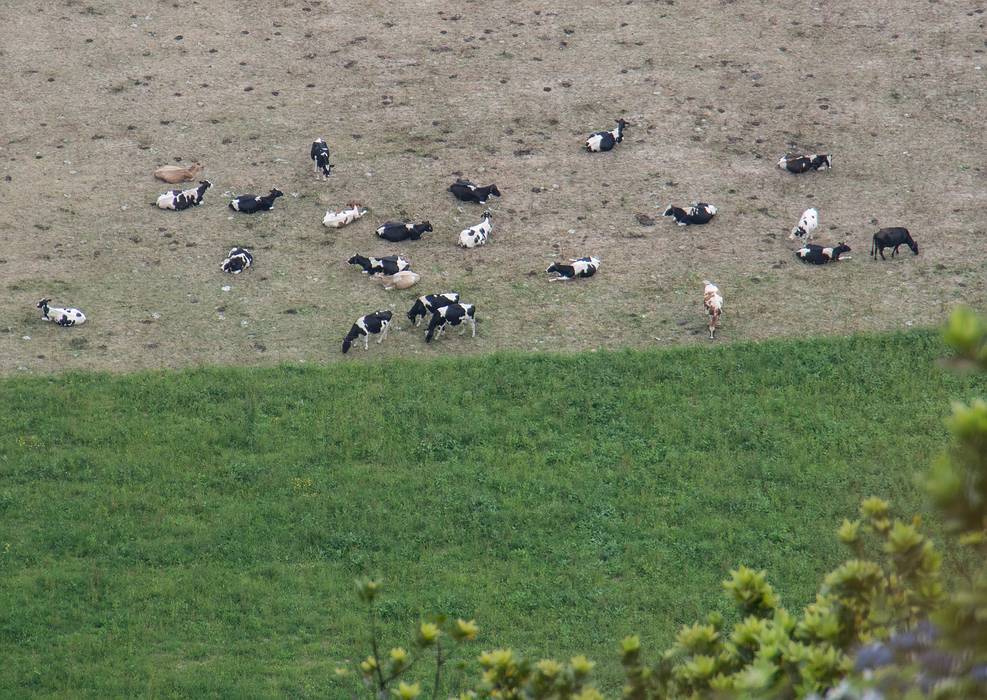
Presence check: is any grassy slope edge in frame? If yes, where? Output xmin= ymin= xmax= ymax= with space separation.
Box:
xmin=1 ymin=330 xmax=984 ymax=696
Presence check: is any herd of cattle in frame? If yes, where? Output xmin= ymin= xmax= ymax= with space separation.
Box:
xmin=34 ymin=119 xmax=919 ymax=347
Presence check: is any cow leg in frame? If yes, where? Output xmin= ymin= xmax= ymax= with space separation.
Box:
xmin=470 ymin=317 xmax=477 ymax=337
xmin=363 ymin=334 xmax=369 ymax=351
xmin=379 ymin=325 xmax=389 ymax=343
xmin=879 ymin=247 xmax=886 ymax=260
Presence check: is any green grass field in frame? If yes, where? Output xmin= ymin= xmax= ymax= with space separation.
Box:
xmin=1 ymin=330 xmax=984 ymax=697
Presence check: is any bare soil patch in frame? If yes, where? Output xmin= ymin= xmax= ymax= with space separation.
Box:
xmin=1 ymin=0 xmax=985 ymax=373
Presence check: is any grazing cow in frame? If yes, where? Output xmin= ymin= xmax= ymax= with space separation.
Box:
xmin=703 ymin=281 xmax=723 ymax=340
xmin=379 ymin=270 xmax=421 ymax=290
xmin=795 ymin=243 xmax=852 ymax=264
xmin=458 ymin=211 xmax=493 ymax=248
xmin=221 ymin=247 xmax=254 ymax=274
xmin=310 ymin=138 xmax=333 ymax=179
xmin=154 ymin=163 xmax=204 ymax=183
xmin=662 ymin=203 xmax=717 ymax=226
xmin=789 ymin=207 xmax=819 ymax=241
xmin=156 ymin=180 xmax=212 ymax=210
xmin=871 ymin=227 xmax=919 ymax=260
xmin=777 ymin=154 xmax=832 ymax=173
xmin=546 ymin=256 xmax=601 ymax=281
xmin=407 ymin=292 xmax=460 ymax=326
xmin=323 ymin=202 xmax=368 ymax=228
xmin=229 ymin=188 xmax=284 ymax=213
xmin=425 ymin=303 xmax=476 ymax=342
xmin=347 ymin=254 xmax=411 ymax=276
xmin=36 ymin=298 xmax=86 ymax=327
xmin=585 ymin=118 xmax=628 ymax=152
xmin=376 ymin=220 xmax=433 ymax=242
xmin=341 ymin=310 xmax=392 ymax=353
xmin=449 ymin=179 xmax=501 ymax=204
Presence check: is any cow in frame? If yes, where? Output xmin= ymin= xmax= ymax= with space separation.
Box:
xmin=777 ymin=154 xmax=832 ymax=173
xmin=795 ymin=243 xmax=852 ymax=264
xmin=229 ymin=188 xmax=284 ymax=213
xmin=663 ymin=203 xmax=717 ymax=226
xmin=156 ymin=180 xmax=212 ymax=210
xmin=341 ymin=310 xmax=392 ymax=353
xmin=407 ymin=293 xmax=460 ymax=326
xmin=789 ymin=207 xmax=819 ymax=241
xmin=310 ymin=138 xmax=333 ymax=179
xmin=323 ymin=202 xmax=368 ymax=228
xmin=347 ymin=254 xmax=411 ymax=276
xmin=546 ymin=256 xmax=600 ymax=280
xmin=871 ymin=227 xmax=918 ymax=260
xmin=154 ymin=163 xmax=204 ymax=183
xmin=449 ymin=179 xmax=501 ymax=204
xmin=585 ymin=118 xmax=628 ymax=152
xmin=378 ymin=270 xmax=420 ymax=290
xmin=703 ymin=281 xmax=723 ymax=339
xmin=376 ymin=221 xmax=432 ymax=242
xmin=36 ymin=298 xmax=86 ymax=327
xmin=221 ymin=247 xmax=254 ymax=274
xmin=458 ymin=211 xmax=492 ymax=248
xmin=425 ymin=303 xmax=476 ymax=342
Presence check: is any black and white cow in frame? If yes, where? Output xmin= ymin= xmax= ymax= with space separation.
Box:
xmin=425 ymin=303 xmax=476 ymax=343
xmin=407 ymin=292 xmax=460 ymax=326
xmin=341 ymin=310 xmax=392 ymax=353
xmin=871 ymin=227 xmax=919 ymax=260
xmin=221 ymin=247 xmax=254 ymax=274
xmin=310 ymin=138 xmax=333 ymax=179
xmin=585 ymin=118 xmax=628 ymax=152
xmin=347 ymin=254 xmax=411 ymax=276
xmin=458 ymin=211 xmax=492 ymax=248
xmin=788 ymin=207 xmax=819 ymax=241
xmin=449 ymin=179 xmax=501 ymax=204
xmin=777 ymin=153 xmax=832 ymax=173
xmin=662 ymin=203 xmax=717 ymax=226
xmin=36 ymin=298 xmax=86 ymax=326
xmin=376 ymin=221 xmax=433 ymax=242
xmin=795 ymin=243 xmax=851 ymax=264
xmin=546 ymin=256 xmax=600 ymax=280
xmin=229 ymin=188 xmax=284 ymax=213
xmin=156 ymin=180 xmax=212 ymax=210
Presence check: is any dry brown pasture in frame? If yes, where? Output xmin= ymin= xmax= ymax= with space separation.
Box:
xmin=1 ymin=0 xmax=985 ymax=373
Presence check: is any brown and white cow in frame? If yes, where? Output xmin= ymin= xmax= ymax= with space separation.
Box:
xmin=703 ymin=281 xmax=723 ymax=340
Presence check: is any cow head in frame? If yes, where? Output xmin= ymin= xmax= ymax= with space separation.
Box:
xmin=488 ymin=185 xmax=501 ymax=198
xmin=270 ymin=188 xmax=284 ymax=199
xmin=909 ymin=239 xmax=919 ymax=255
xmin=546 ymin=263 xmax=561 ymax=275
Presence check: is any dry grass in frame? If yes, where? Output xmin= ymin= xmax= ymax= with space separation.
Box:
xmin=1 ymin=0 xmax=985 ymax=373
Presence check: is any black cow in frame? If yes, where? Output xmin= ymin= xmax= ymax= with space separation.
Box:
xmin=156 ymin=180 xmax=212 ymax=210
xmin=795 ymin=243 xmax=851 ymax=265
xmin=871 ymin=227 xmax=918 ymax=260
xmin=585 ymin=118 xmax=628 ymax=152
xmin=777 ymin=154 xmax=832 ymax=173
xmin=310 ymin=138 xmax=333 ymax=179
xmin=347 ymin=254 xmax=411 ymax=276
xmin=376 ymin=221 xmax=432 ymax=242
xmin=407 ymin=292 xmax=460 ymax=326
xmin=546 ymin=256 xmax=600 ymax=280
xmin=662 ymin=203 xmax=717 ymax=226
xmin=221 ymin=247 xmax=253 ymax=274
xmin=342 ymin=310 xmax=392 ymax=353
xmin=449 ymin=179 xmax=501 ymax=204
xmin=425 ymin=303 xmax=476 ymax=342
xmin=229 ymin=188 xmax=284 ymax=213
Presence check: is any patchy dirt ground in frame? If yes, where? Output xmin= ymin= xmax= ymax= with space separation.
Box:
xmin=1 ymin=0 xmax=985 ymax=373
